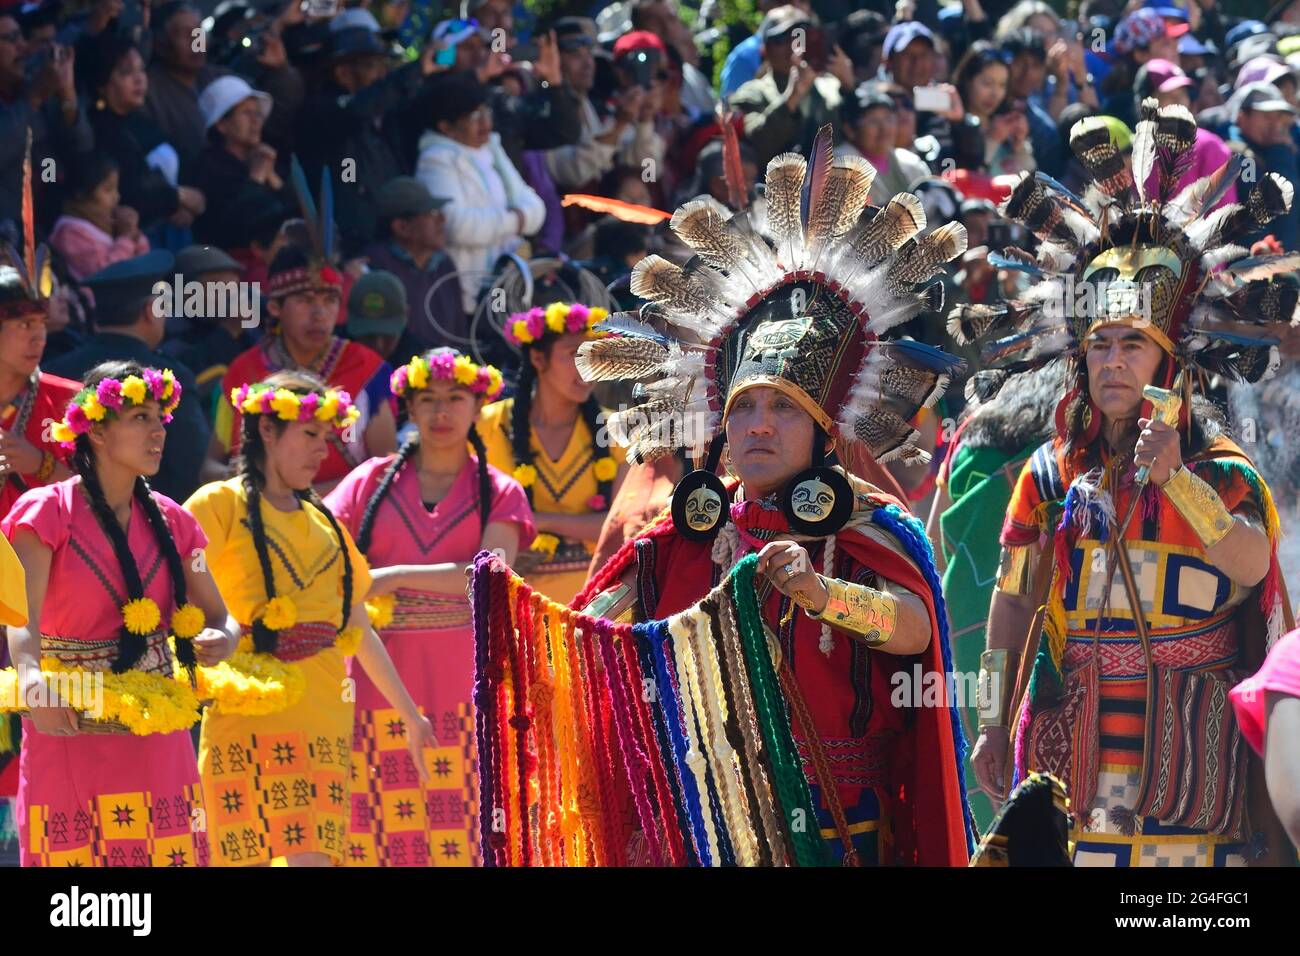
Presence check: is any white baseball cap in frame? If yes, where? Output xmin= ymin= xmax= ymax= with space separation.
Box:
xmin=198 ymin=75 xmax=273 ymax=131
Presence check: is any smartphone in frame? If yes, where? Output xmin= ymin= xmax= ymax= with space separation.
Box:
xmin=912 ymin=85 xmax=952 ymax=114
xmin=435 ymin=44 xmax=457 ymax=66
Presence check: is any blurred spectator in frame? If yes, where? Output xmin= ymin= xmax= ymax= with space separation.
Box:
xmin=192 ymin=75 xmax=291 ymax=252
xmin=629 ymin=0 xmax=716 ymax=117
xmin=1103 ymin=8 xmax=1188 ymax=128
xmin=345 ymin=268 xmax=407 ymax=362
xmin=836 ymin=86 xmax=929 ymax=204
xmin=720 ymin=0 xmax=813 ymax=99
xmin=297 ymin=26 xmax=441 ymax=258
xmin=85 ymin=35 xmax=205 ymax=233
xmin=1000 ymin=29 xmax=1066 ymax=176
xmin=607 ymin=32 xmax=670 ymax=171
xmin=364 ymin=175 xmax=463 ymax=358
xmin=415 ymin=71 xmax=545 ymax=315
xmin=49 ymin=153 xmax=149 ymax=280
xmin=160 ymin=243 xmax=254 ymax=421
xmin=144 ymin=2 xmax=224 ymax=177
xmin=576 ymin=215 xmax=649 ymax=311
xmin=0 ymin=14 xmax=91 ymax=228
xmin=1233 ymin=82 xmax=1299 ymax=251
xmin=730 ymin=6 xmax=846 ymax=167
xmin=546 ymin=18 xmax=651 ymax=192
xmin=682 ymin=138 xmax=759 ymax=206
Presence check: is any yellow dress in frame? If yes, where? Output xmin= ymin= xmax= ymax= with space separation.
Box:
xmin=184 ymin=478 xmax=372 ymax=866
xmin=0 ymin=531 xmax=26 ymax=626
xmin=477 ymin=398 xmax=625 ymax=605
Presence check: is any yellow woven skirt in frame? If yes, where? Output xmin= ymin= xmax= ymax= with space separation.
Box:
xmin=198 ymin=647 xmax=353 ymax=866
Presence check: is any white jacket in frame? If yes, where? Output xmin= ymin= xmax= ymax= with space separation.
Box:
xmin=416 ymin=129 xmax=546 ymax=313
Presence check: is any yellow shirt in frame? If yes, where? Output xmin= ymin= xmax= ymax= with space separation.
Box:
xmin=476 ymin=398 xmax=626 ymax=518
xmin=476 ymin=398 xmax=626 ymax=605
xmin=184 ymin=478 xmax=372 ymax=627
xmin=0 ymin=531 xmax=26 ymax=627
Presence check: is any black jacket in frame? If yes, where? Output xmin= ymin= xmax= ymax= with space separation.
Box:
xmin=89 ymin=106 xmax=180 ymax=228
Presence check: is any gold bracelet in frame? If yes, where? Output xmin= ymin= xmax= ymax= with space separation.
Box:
xmin=995 ymin=544 xmax=1033 ymax=596
xmin=1161 ymin=465 xmax=1235 ymax=550
xmin=977 ymin=649 xmax=1010 ymax=731
xmin=806 ymin=574 xmax=897 ymax=647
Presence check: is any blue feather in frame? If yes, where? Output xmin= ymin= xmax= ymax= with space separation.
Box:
xmin=887 ymin=337 xmax=966 ymax=373
xmin=1035 ymin=171 xmax=1087 ymax=210
xmin=289 ymin=155 xmax=318 ymax=251
xmin=988 ymin=251 xmax=1043 ymax=276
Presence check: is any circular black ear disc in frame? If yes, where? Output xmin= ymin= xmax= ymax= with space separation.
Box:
xmin=781 ymin=465 xmax=853 ymax=535
xmin=671 ymin=435 xmax=729 ymax=541
xmin=672 ymin=469 xmax=730 ymax=541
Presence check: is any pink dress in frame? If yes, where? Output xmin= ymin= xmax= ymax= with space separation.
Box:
xmin=326 ymin=454 xmax=535 ymax=866
xmin=2 ymin=477 xmax=209 ymax=867
xmin=1231 ymin=628 xmax=1300 ymax=756
xmin=49 ymin=215 xmax=150 ymax=282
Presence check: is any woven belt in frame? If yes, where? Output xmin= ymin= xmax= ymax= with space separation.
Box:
xmin=385 ymin=588 xmax=472 ymax=631
xmin=793 ymin=733 xmax=895 ymax=790
xmin=241 ymin=620 xmax=339 ymax=662
xmin=1063 ymin=617 xmax=1238 ymax=678
xmin=42 ymin=631 xmax=173 ymax=676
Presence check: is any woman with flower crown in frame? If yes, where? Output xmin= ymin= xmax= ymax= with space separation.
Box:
xmin=2 ymin=361 xmax=239 ymax=867
xmin=324 ymin=348 xmax=536 ymax=866
xmin=183 ymin=370 xmax=435 ymax=867
xmin=476 ymin=302 xmax=627 ymax=605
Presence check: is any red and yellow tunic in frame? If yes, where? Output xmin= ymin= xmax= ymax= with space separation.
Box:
xmin=0 ymin=370 xmax=80 ymax=520
xmin=1002 ymin=435 xmax=1284 ymax=866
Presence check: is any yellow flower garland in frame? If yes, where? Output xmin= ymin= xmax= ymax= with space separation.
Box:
xmin=170 ymin=603 xmax=205 ymax=640
xmin=513 ymin=463 xmax=537 ymax=488
xmin=260 ymin=596 xmax=298 ymax=631
xmin=122 ymin=597 xmax=161 ymax=636
xmin=531 ymin=533 xmax=560 ymax=557
xmin=0 ymin=660 xmax=201 ymax=735
xmin=183 ymin=649 xmax=307 ymax=717
xmin=336 ymin=626 xmax=364 ymax=657
xmin=593 ymin=456 xmax=618 ymax=482
xmin=366 ymin=594 xmax=396 ymax=631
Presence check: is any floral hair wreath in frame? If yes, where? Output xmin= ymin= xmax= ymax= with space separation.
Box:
xmin=390 ymin=347 xmax=504 ymax=401
xmin=505 ymin=302 xmax=610 ymax=347
xmin=51 ymin=369 xmax=182 ymax=446
xmin=230 ymin=382 xmax=360 ymax=432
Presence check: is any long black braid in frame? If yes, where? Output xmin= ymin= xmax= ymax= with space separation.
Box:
xmin=71 ymin=361 xmax=194 ymax=674
xmin=510 ymin=341 xmax=613 ymax=509
xmin=235 ymin=371 xmax=355 ymax=655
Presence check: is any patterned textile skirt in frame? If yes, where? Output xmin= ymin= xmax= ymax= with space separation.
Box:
xmin=199 ymin=645 xmax=353 ymax=866
xmin=347 ymin=595 xmax=478 ymax=867
xmin=19 ymin=632 xmax=208 ymax=867
xmin=1062 ymin=619 xmax=1254 ymax=867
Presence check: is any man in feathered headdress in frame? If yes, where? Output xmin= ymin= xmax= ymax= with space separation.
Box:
xmin=571 ymin=127 xmax=974 ymax=865
xmin=964 ymin=99 xmax=1297 ymax=866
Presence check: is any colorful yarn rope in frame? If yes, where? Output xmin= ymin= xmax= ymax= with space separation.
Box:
xmin=469 ymin=549 xmax=840 ymax=866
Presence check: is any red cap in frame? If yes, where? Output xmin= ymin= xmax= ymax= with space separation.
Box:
xmin=613 ymin=30 xmax=667 ymax=57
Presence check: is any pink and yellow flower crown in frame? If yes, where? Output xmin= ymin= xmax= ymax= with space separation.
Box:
xmin=390 ymin=347 xmax=504 ymax=401
xmin=230 ymin=382 xmax=360 ymax=431
xmin=51 ymin=369 xmax=182 ymax=445
xmin=505 ymin=302 xmax=610 ymax=347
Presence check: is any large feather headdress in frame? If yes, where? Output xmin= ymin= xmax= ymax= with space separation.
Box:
xmin=951 ymin=99 xmax=1298 ymax=412
xmin=575 ymin=126 xmax=966 ymax=466
xmin=266 ymin=157 xmax=343 ymax=299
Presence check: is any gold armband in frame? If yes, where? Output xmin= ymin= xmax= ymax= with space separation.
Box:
xmin=1161 ymin=465 xmax=1235 ymax=550
xmin=995 ymin=544 xmax=1033 ymax=596
xmin=977 ymin=649 xmax=1010 ymax=731
xmin=806 ymin=575 xmax=897 ymax=647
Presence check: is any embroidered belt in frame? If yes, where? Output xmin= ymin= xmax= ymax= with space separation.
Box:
xmin=386 ymin=588 xmax=471 ymax=631
xmin=42 ymin=631 xmax=173 ymax=676
xmin=241 ymin=620 xmax=339 ymax=662
xmin=793 ymin=734 xmax=895 ymax=789
xmin=1063 ymin=617 xmax=1238 ymax=679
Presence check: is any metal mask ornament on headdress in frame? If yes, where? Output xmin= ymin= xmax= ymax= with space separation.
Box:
xmin=950 ymin=97 xmax=1299 ymax=421
xmin=574 ymin=125 xmax=966 ymax=530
